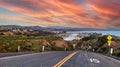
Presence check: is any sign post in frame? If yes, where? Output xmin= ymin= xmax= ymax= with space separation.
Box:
xmin=42 ymin=46 xmax=45 ymax=52
xmin=107 ymin=34 xmax=113 ymax=55
xmin=64 ymin=47 xmax=66 ymax=51
xmin=110 ymin=48 xmax=113 ymax=55
xmin=18 ymin=45 xmax=20 ymax=52
xmin=73 ymin=44 xmax=76 ymax=50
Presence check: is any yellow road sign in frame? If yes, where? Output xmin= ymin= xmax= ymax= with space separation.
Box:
xmin=107 ymin=35 xmax=112 ymax=46
xmin=107 ymin=35 xmax=112 ymax=40
xmin=107 ymin=41 xmax=111 ymax=43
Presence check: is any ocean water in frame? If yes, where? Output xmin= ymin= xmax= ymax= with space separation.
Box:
xmin=63 ymin=31 xmax=120 ymax=41
xmin=67 ymin=31 xmax=120 ymax=36
xmin=64 ymin=34 xmax=78 ymax=41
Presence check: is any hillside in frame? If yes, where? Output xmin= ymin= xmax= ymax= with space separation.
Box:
xmin=77 ymin=34 xmax=120 ymax=57
xmin=0 ymin=35 xmax=69 ymax=52
xmin=0 ymin=25 xmax=120 ymax=31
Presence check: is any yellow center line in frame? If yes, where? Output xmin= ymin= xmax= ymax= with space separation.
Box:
xmin=53 ymin=52 xmax=77 ymax=67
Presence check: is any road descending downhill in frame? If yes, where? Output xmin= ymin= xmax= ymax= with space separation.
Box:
xmin=0 ymin=51 xmax=120 ymax=67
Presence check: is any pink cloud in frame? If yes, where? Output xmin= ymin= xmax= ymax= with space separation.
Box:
xmin=0 ymin=0 xmax=119 ymax=28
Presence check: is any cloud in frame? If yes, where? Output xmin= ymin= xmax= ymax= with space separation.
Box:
xmin=88 ymin=0 xmax=120 ymax=28
xmin=0 ymin=0 xmax=119 ymax=28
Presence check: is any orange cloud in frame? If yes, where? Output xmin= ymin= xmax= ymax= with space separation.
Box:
xmin=88 ymin=0 xmax=120 ymax=28
xmin=89 ymin=0 xmax=120 ymax=16
xmin=0 ymin=0 xmax=119 ymax=28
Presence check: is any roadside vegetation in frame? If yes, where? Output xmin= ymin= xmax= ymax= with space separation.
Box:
xmin=0 ymin=33 xmax=120 ymax=58
xmin=0 ymin=35 xmax=63 ymax=52
xmin=77 ymin=34 xmax=120 ymax=57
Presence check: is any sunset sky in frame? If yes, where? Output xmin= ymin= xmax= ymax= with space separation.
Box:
xmin=0 ymin=0 xmax=120 ymax=28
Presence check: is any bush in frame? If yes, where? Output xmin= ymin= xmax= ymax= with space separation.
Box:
xmin=0 ymin=35 xmax=63 ymax=52
xmin=113 ymin=50 xmax=120 ymax=57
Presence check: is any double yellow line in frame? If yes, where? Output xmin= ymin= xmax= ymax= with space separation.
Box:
xmin=53 ymin=52 xmax=77 ymax=67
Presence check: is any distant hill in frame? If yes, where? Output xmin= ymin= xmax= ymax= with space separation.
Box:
xmin=0 ymin=25 xmax=120 ymax=31
xmin=47 ymin=26 xmax=120 ymax=31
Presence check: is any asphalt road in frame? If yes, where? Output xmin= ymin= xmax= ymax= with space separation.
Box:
xmin=0 ymin=51 xmax=120 ymax=67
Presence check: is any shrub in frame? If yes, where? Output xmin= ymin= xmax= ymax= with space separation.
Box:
xmin=113 ymin=50 xmax=120 ymax=57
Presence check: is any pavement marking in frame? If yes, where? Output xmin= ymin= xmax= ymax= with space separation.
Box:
xmin=0 ymin=51 xmax=59 ymax=60
xmin=0 ymin=52 xmax=51 ymax=60
xmin=53 ymin=52 xmax=77 ymax=67
xmin=0 ymin=53 xmax=39 ymax=60
xmin=90 ymin=58 xmax=93 ymax=62
xmin=90 ymin=58 xmax=100 ymax=63
xmin=93 ymin=58 xmax=100 ymax=63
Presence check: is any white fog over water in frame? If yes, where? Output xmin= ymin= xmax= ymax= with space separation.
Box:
xmin=63 ymin=31 xmax=120 ymax=41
